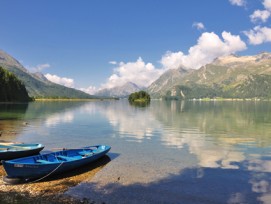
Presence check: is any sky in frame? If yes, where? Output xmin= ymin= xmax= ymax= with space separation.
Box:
xmin=1 ymin=0 xmax=271 ymax=94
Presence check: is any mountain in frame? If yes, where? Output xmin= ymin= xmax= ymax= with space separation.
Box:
xmin=147 ymin=67 xmax=192 ymax=98
xmin=0 ymin=50 xmax=94 ymax=99
xmin=148 ymin=52 xmax=271 ymax=99
xmin=96 ymin=82 xmax=142 ymax=97
xmin=0 ymin=66 xmax=31 ymax=102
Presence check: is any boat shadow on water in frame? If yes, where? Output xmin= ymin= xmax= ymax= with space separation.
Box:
xmin=40 ymin=154 xmax=112 ymax=183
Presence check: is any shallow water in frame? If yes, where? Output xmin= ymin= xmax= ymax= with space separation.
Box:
xmin=1 ymin=100 xmax=271 ymax=203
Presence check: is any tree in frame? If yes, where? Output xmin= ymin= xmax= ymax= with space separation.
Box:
xmin=0 ymin=66 xmax=31 ymax=102
xmin=128 ymin=91 xmax=151 ymax=103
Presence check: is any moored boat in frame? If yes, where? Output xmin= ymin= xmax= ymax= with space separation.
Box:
xmin=0 ymin=143 xmax=44 ymax=160
xmin=2 ymin=145 xmax=111 ymax=184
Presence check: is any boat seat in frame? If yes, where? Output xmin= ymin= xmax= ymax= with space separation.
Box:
xmin=56 ymin=155 xmax=76 ymax=161
xmin=36 ymin=159 xmax=52 ymax=164
xmin=78 ymin=151 xmax=94 ymax=157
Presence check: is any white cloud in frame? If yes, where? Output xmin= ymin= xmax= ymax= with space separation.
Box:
xmin=229 ymin=0 xmax=246 ymax=7
xmin=101 ymin=58 xmax=163 ymax=89
xmin=160 ymin=51 xmax=185 ymax=70
xmin=192 ymin=22 xmax=205 ymax=30
xmin=161 ymin=31 xmax=247 ymax=69
xmin=250 ymin=10 xmax=270 ymax=23
xmin=26 ymin=63 xmax=51 ymax=72
xmin=263 ymin=0 xmax=271 ymax=10
xmin=100 ymin=31 xmax=246 ymax=90
xmin=244 ymin=26 xmax=271 ymax=45
xmin=109 ymin=61 xmax=117 ymax=65
xmin=44 ymin=73 xmax=75 ymax=88
xmin=79 ymin=86 xmax=97 ymax=95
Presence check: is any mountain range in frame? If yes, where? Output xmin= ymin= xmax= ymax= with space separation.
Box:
xmin=1 ymin=49 xmax=271 ymax=99
xmin=0 ymin=50 xmax=94 ymax=99
xmin=95 ymin=82 xmax=141 ymax=98
xmin=147 ymin=52 xmax=271 ymax=99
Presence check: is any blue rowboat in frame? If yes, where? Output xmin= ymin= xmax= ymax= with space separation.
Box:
xmin=2 ymin=145 xmax=111 ymax=183
xmin=0 ymin=143 xmax=44 ymax=160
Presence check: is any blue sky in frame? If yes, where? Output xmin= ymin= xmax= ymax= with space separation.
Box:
xmin=1 ymin=0 xmax=271 ymax=94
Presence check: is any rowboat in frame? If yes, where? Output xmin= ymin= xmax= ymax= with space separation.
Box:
xmin=2 ymin=145 xmax=111 ymax=184
xmin=0 ymin=143 xmax=44 ymax=160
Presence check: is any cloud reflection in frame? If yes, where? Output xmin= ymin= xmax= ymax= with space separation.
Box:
xmin=97 ymin=100 xmax=271 ymax=174
xmin=45 ymin=112 xmax=74 ymax=127
xmin=98 ymin=101 xmax=163 ymax=143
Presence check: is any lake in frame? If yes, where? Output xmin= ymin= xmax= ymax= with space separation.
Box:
xmin=1 ymin=100 xmax=271 ymax=204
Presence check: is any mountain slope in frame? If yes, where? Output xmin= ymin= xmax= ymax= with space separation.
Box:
xmin=183 ymin=53 xmax=271 ymax=87
xmin=0 ymin=66 xmax=31 ymax=102
xmin=148 ymin=52 xmax=271 ymax=99
xmin=0 ymin=50 xmax=94 ymax=99
xmin=147 ymin=67 xmax=191 ymax=98
xmin=233 ymin=74 xmax=271 ymax=98
xmin=96 ymin=82 xmax=142 ymax=97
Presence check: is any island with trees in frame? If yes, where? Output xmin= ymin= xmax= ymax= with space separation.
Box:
xmin=128 ymin=91 xmax=151 ymax=105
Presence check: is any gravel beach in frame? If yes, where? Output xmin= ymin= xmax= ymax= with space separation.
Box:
xmin=0 ymin=156 xmax=110 ymax=204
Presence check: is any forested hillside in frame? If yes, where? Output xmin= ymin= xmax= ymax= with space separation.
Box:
xmin=0 ymin=66 xmax=31 ymax=102
xmin=0 ymin=50 xmax=94 ymax=99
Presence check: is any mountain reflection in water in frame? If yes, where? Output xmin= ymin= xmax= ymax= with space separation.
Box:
xmin=1 ymin=100 xmax=271 ymax=203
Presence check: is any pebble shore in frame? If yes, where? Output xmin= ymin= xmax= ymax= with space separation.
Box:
xmin=0 ymin=156 xmax=110 ymax=204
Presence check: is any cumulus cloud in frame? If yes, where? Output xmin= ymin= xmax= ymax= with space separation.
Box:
xmin=26 ymin=63 xmax=51 ymax=72
xmin=161 ymin=31 xmax=247 ymax=69
xmin=160 ymin=51 xmax=185 ymax=70
xmin=100 ymin=31 xmax=246 ymax=90
xmin=101 ymin=58 xmax=163 ymax=89
xmin=192 ymin=22 xmax=205 ymax=30
xmin=244 ymin=26 xmax=271 ymax=45
xmin=44 ymin=73 xmax=75 ymax=88
xmin=263 ymin=0 xmax=271 ymax=10
xmin=229 ymin=0 xmax=246 ymax=7
xmin=79 ymin=86 xmax=97 ymax=95
xmin=250 ymin=10 xmax=270 ymax=23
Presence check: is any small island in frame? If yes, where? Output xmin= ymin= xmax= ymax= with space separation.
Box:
xmin=128 ymin=91 xmax=151 ymax=103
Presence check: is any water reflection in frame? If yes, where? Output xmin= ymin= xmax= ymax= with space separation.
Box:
xmin=0 ymin=101 xmax=87 ymax=142
xmin=2 ymin=100 xmax=271 ymax=203
xmin=67 ymin=164 xmax=271 ymax=204
xmin=152 ymin=101 xmax=271 ymax=167
xmin=96 ymin=100 xmax=162 ymax=143
xmin=45 ymin=111 xmax=74 ymax=127
xmin=0 ymin=103 xmax=29 ymax=141
xmin=96 ymin=100 xmax=271 ymax=171
xmin=71 ymin=100 xmax=271 ymax=203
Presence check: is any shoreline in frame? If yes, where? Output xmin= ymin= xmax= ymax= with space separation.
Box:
xmin=0 ymin=156 xmax=110 ymax=203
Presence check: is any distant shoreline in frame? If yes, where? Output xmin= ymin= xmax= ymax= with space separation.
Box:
xmin=188 ymin=98 xmax=271 ymax=102
xmin=34 ymin=98 xmax=119 ymax=101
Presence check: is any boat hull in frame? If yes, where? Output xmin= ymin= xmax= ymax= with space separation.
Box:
xmin=2 ymin=145 xmax=111 ymax=181
xmin=0 ymin=144 xmax=44 ymax=160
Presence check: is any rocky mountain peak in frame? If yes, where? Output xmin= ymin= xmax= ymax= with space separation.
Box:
xmin=256 ymin=52 xmax=271 ymax=61
xmin=212 ymin=52 xmax=271 ymax=66
xmin=0 ymin=50 xmax=26 ymax=71
xmin=96 ymin=82 xmax=142 ymax=97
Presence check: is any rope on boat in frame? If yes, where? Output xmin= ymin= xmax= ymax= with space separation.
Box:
xmin=25 ymin=146 xmax=101 ymax=184
xmin=27 ymin=161 xmax=65 ymax=184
